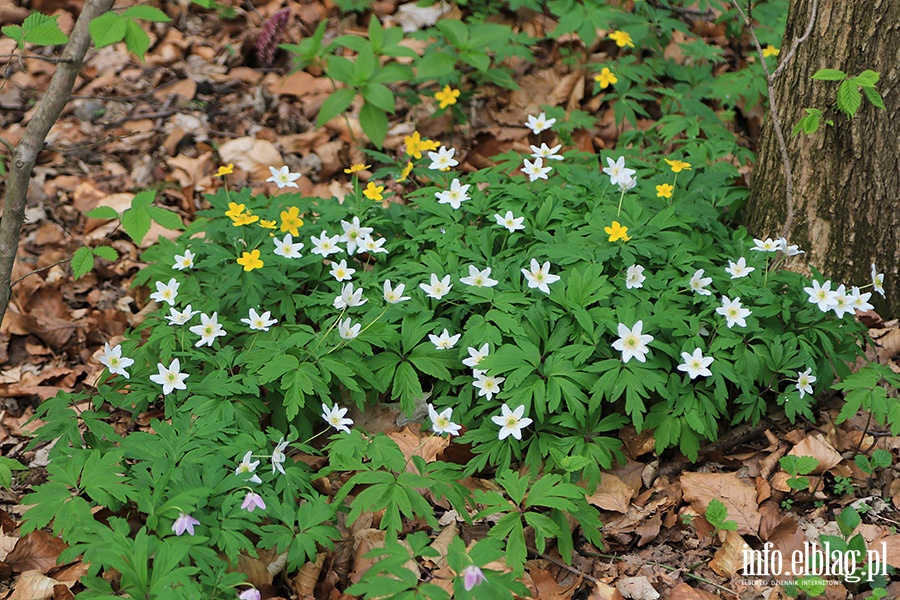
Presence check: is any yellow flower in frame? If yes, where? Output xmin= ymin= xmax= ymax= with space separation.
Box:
xmin=363 ymin=182 xmax=385 ymax=201
xmin=280 ymin=206 xmax=304 ymax=236
xmin=656 ymin=183 xmax=674 ymax=199
xmin=434 ymin=85 xmax=461 ymax=109
xmin=225 ymin=202 xmax=245 ymax=220
xmin=232 ymin=212 xmax=260 ymax=226
xmin=762 ymin=45 xmax=780 ymax=58
xmin=664 ymin=158 xmax=692 ymax=173
xmin=259 ymin=219 xmax=277 ymax=229
xmin=344 ymin=163 xmax=371 ymax=174
xmin=609 ymin=30 xmax=634 ymax=48
xmin=594 ymin=67 xmax=618 ymax=89
xmin=237 ymin=249 xmax=263 ymax=271
xmin=404 ymin=131 xmax=440 ymax=160
xmin=397 ymin=161 xmax=414 ymax=183
xmin=216 ymin=164 xmax=234 ymax=177
xmin=604 ymin=221 xmax=631 ymax=242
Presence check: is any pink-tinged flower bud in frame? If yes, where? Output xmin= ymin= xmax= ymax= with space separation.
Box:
xmin=462 ymin=565 xmax=486 ymax=590
xmin=256 ymin=8 xmax=291 ymax=67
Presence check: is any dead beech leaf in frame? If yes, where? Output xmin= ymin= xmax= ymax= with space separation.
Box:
xmin=588 ymin=581 xmax=626 ymax=600
xmin=529 ymin=565 xmax=582 ymax=599
xmin=680 ymin=472 xmax=761 ymax=536
xmin=616 ymin=575 xmax=660 ymax=600
xmin=708 ymin=530 xmax=747 ymax=577
xmin=788 ymin=434 xmax=842 ymax=474
xmin=585 ymin=473 xmax=633 ymax=513
xmin=8 ymin=570 xmax=70 ymax=600
xmin=667 ymin=582 xmax=720 ymax=600
xmin=6 ymin=530 xmax=67 ymax=574
xmin=235 ymin=547 xmax=281 ymax=588
xmin=427 ymin=520 xmax=457 ymax=569
xmin=386 ymin=425 xmax=449 ymax=468
xmin=291 ymin=553 xmax=324 ymax=599
xmin=217 ymin=137 xmax=284 ymax=181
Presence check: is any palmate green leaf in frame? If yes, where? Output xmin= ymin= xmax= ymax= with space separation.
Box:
xmin=71 ymin=246 xmax=95 ymax=279
xmin=90 ymin=12 xmax=128 ymax=48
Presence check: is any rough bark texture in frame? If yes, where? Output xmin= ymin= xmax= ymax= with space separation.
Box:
xmin=741 ymin=0 xmax=900 ymax=316
xmin=0 ymin=0 xmax=116 ymax=328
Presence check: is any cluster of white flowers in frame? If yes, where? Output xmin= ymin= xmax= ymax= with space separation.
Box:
xmin=802 ymin=263 xmax=882 ymax=317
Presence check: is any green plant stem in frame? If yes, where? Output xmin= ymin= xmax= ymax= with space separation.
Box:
xmin=305 ymin=308 xmax=347 ymax=360
xmin=616 ymin=186 xmax=627 ymax=217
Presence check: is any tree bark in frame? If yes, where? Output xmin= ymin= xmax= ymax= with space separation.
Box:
xmin=741 ymin=0 xmax=900 ymax=316
xmin=0 ymin=0 xmax=116 ymax=328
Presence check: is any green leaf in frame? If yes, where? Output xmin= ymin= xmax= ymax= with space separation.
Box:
xmin=146 ymin=206 xmax=184 ymax=230
xmin=415 ymin=53 xmax=457 ymax=81
xmin=853 ymin=69 xmax=880 ymax=86
xmin=120 ymin=206 xmax=152 ymax=244
xmin=862 ymin=85 xmax=885 ymax=109
xmin=85 ymin=206 xmax=119 ymax=219
xmin=2 ymin=25 xmax=25 ymax=49
xmin=316 ymin=88 xmax=356 ymax=127
xmin=361 ymin=82 xmax=395 ymax=114
xmin=71 ymin=247 xmax=95 ymax=279
xmin=325 ymin=55 xmax=356 ymax=84
xmin=354 ymin=45 xmax=377 ymax=83
xmin=836 ymin=79 xmax=862 ymax=117
xmin=91 ymin=245 xmax=118 ymax=261
xmin=837 ymin=506 xmax=861 ymax=537
xmin=811 ymin=68 xmax=846 ymax=81
xmin=122 ymin=5 xmax=172 ymax=22
xmin=123 ymin=18 xmax=151 ymax=60
xmin=21 ymin=13 xmax=68 ymax=47
xmin=90 ymin=12 xmax=128 ymax=48
xmin=359 ymin=102 xmax=388 ymax=148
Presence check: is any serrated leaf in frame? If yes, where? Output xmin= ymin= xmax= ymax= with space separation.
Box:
xmin=24 ymin=19 xmax=69 ymax=47
xmin=123 ymin=18 xmax=150 ymax=60
xmin=862 ymin=85 xmax=885 ymax=109
xmin=855 ymin=69 xmax=880 ymax=85
xmin=85 ymin=205 xmax=119 ymax=219
xmin=2 ymin=25 xmax=25 ymax=48
xmin=92 ymin=245 xmax=118 ymax=261
xmin=316 ymin=88 xmax=356 ymax=127
xmin=811 ymin=68 xmax=846 ymax=81
xmin=122 ymin=5 xmax=171 ymax=22
xmin=121 ymin=207 xmax=152 ymax=244
xmin=90 ymin=12 xmax=127 ymax=48
xmin=836 ymin=79 xmax=862 ymax=117
xmin=706 ymin=498 xmax=728 ymax=524
xmin=71 ymin=247 xmax=95 ymax=279
xmin=146 ymin=206 xmax=184 ymax=230
xmin=131 ymin=189 xmax=155 ymax=209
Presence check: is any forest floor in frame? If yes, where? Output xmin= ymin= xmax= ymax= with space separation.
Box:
xmin=2 ymin=0 xmax=900 ymax=599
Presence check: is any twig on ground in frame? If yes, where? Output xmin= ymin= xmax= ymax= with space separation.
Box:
xmin=582 ymin=551 xmax=740 ymax=596
xmin=10 ymin=258 xmax=72 ymax=288
xmin=527 ymin=546 xmax=601 ymax=585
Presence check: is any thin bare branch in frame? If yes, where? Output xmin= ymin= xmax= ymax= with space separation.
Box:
xmin=0 ymin=53 xmax=75 ymax=64
xmin=731 ymin=0 xmax=805 ymax=238
xmin=10 ymin=258 xmax=71 ymax=288
xmin=771 ymin=0 xmax=818 ymax=81
xmin=0 ymin=0 xmax=117 ymax=328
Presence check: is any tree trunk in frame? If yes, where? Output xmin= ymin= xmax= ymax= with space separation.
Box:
xmin=741 ymin=0 xmax=900 ymax=317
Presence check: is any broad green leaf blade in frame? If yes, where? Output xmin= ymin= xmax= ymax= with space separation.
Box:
xmin=92 ymin=245 xmax=118 ymax=261
xmin=811 ymin=68 xmax=846 ymax=81
xmin=146 ymin=206 xmax=184 ymax=230
xmin=316 ymin=88 xmax=356 ymax=127
xmin=361 ymin=82 xmax=395 ymax=113
xmin=2 ymin=25 xmax=25 ymax=49
xmin=89 ymin=12 xmax=127 ymax=48
xmin=71 ymin=247 xmax=95 ymax=279
xmin=122 ymin=5 xmax=172 ymax=22
xmin=24 ymin=19 xmax=69 ymax=47
xmin=836 ymin=79 xmax=861 ymax=117
xmin=123 ymin=18 xmax=151 ymax=60
xmin=120 ymin=207 xmax=152 ymax=244
xmin=359 ymin=102 xmax=388 ymax=147
xmin=85 ymin=206 xmax=119 ymax=219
